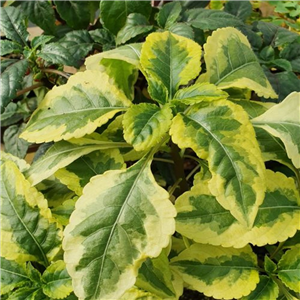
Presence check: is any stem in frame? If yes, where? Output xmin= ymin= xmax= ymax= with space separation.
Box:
xmin=153 ymin=158 xmax=174 ymax=164
xmin=41 ymin=68 xmax=70 ymax=79
xmin=170 ymin=142 xmax=189 ymax=196
xmin=186 ymin=165 xmax=201 ymax=181
xmin=183 ymin=154 xmax=202 ymax=164
xmin=272 ymin=276 xmax=296 ymax=300
xmin=270 ymin=242 xmax=286 ymax=260
xmin=168 ymin=178 xmax=182 ymax=198
xmin=16 ymin=82 xmax=44 ymax=97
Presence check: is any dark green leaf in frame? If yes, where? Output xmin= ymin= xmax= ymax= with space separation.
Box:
xmin=0 ymin=59 xmax=29 ymax=111
xmin=157 ymin=1 xmax=182 ymax=29
xmin=257 ymin=21 xmax=299 ymax=47
xmin=260 ymin=46 xmax=275 ymax=61
xmin=100 ymin=0 xmax=152 ymax=35
xmin=224 ymin=0 xmax=252 ymax=21
xmin=38 ymin=30 xmax=93 ymax=67
xmin=280 ymin=42 xmax=300 ymax=72
xmin=55 ymin=1 xmax=91 ymax=30
xmin=0 ymin=6 xmax=29 ymax=46
xmin=168 ymin=23 xmax=195 ymax=40
xmin=0 ymin=40 xmax=23 ymax=56
xmin=264 ymin=256 xmax=277 ymax=274
xmin=0 ymin=59 xmax=18 ymax=73
xmin=263 ymin=69 xmax=300 ymax=102
xmin=180 ymin=0 xmax=210 ymax=9
xmin=3 ymin=124 xmax=30 ymax=159
xmin=89 ymin=28 xmax=115 ymax=49
xmin=237 ymin=25 xmax=263 ymax=51
xmin=21 ymin=1 xmax=56 ymax=35
xmin=31 ymin=35 xmax=54 ymax=50
xmin=271 ymin=59 xmax=292 ymax=72
xmin=183 ymin=8 xmax=244 ymax=30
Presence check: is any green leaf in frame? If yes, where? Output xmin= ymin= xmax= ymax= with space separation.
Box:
xmin=0 ymin=257 xmax=30 ymax=295
xmin=89 ymin=28 xmax=115 ymax=48
xmin=116 ymin=13 xmax=153 ymax=46
xmin=173 ymin=82 xmax=228 ymax=105
xmin=55 ymin=1 xmax=91 ymax=30
xmin=25 ymin=138 xmax=127 ymax=186
xmin=0 ymin=59 xmax=29 ymax=111
xmin=42 ymin=260 xmax=73 ymax=299
xmin=252 ymin=92 xmax=300 ymax=168
xmin=100 ymin=0 xmax=152 ymax=36
xmin=63 ymin=155 xmax=176 ymax=300
xmin=55 ymin=148 xmax=125 ymax=196
xmin=6 ymin=287 xmax=45 ymax=300
xmin=264 ymin=256 xmax=277 ymax=274
xmin=171 ymin=243 xmax=259 ymax=299
xmin=240 ymin=275 xmax=279 ymax=300
xmin=85 ymin=43 xmax=142 ymax=69
xmin=51 ymin=198 xmax=76 ymax=226
xmin=0 ymin=160 xmax=62 ymax=266
xmin=171 ymin=99 xmax=266 ymax=228
xmin=38 ymin=30 xmax=94 ymax=68
xmin=136 ymin=250 xmax=176 ymax=298
xmin=156 ymin=2 xmax=182 ymax=29
xmin=168 ymin=23 xmax=195 ymax=40
xmin=0 ymin=40 xmax=23 ymax=56
xmin=3 ymin=124 xmax=30 ymax=159
xmin=271 ymin=59 xmax=292 ymax=72
xmin=280 ymin=43 xmax=300 ymax=73
xmin=123 ymin=103 xmax=173 ymax=152
xmin=21 ymin=1 xmax=56 ymax=35
xmin=21 ymin=70 xmax=132 ymax=143
xmin=224 ymin=0 xmax=252 ymax=21
xmin=278 ymin=245 xmax=300 ymax=293
xmin=183 ymin=8 xmax=244 ymax=30
xmin=0 ymin=6 xmax=29 ymax=46
xmin=204 ymin=27 xmax=277 ymax=99
xmin=141 ymin=31 xmax=202 ymax=100
xmin=31 ymin=35 xmax=54 ymax=50
xmin=175 ymin=170 xmax=300 ymax=248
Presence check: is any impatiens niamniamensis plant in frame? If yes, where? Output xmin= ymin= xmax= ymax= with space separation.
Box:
xmin=1 ymin=6 xmax=300 ymax=300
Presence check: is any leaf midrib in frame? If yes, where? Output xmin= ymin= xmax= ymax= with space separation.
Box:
xmin=0 ymin=268 xmax=30 ymax=280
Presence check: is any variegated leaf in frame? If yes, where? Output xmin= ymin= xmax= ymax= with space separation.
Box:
xmin=20 ymin=70 xmax=132 ymax=143
xmin=170 ymin=99 xmax=266 ymax=228
xmin=6 ymin=287 xmax=46 ymax=300
xmin=1 ymin=160 xmax=62 ymax=266
xmin=136 ymin=250 xmax=176 ymax=298
xmin=0 ymin=257 xmax=30 ymax=295
xmin=240 ymin=275 xmax=279 ymax=300
xmin=173 ymin=82 xmax=228 ymax=105
xmin=25 ymin=139 xmax=128 ymax=186
xmin=42 ymin=260 xmax=73 ymax=299
xmin=63 ymin=155 xmax=176 ymax=300
xmin=85 ymin=43 xmax=142 ymax=69
xmin=171 ymin=243 xmax=259 ymax=299
xmin=140 ymin=31 xmax=202 ymax=100
xmin=55 ymin=149 xmax=125 ymax=196
xmin=120 ymin=287 xmax=161 ymax=300
xmin=52 ymin=198 xmax=77 ymax=226
xmin=252 ymin=92 xmax=300 ymax=168
xmin=175 ymin=170 xmax=300 ymax=248
xmin=0 ymin=151 xmax=30 ymax=173
xmin=204 ymin=27 xmax=277 ymax=99
xmin=277 ymin=245 xmax=300 ymax=293
xmin=123 ymin=103 xmax=173 ymax=151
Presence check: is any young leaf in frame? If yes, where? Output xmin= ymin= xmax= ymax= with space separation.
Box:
xmin=183 ymin=8 xmax=244 ymax=30
xmin=204 ymin=27 xmax=277 ymax=99
xmin=264 ymin=256 xmax=277 ymax=274
xmin=0 ymin=257 xmax=30 ymax=295
xmin=175 ymin=170 xmax=300 ymax=248
xmin=0 ymin=60 xmax=29 ymax=111
xmin=42 ymin=260 xmax=73 ymax=299
xmin=63 ymin=156 xmax=176 ymax=300
xmin=252 ymin=92 xmax=300 ymax=168
xmin=100 ymin=0 xmax=152 ymax=36
xmin=116 ymin=13 xmax=153 ymax=46
xmin=3 ymin=124 xmax=30 ymax=159
xmin=170 ymin=100 xmax=266 ymax=228
xmin=171 ymin=243 xmax=259 ymax=299
xmin=123 ymin=103 xmax=173 ymax=152
xmin=21 ymin=1 xmax=56 ymax=35
xmin=156 ymin=2 xmax=182 ymax=29
xmin=0 ymin=40 xmax=23 ymax=56
xmin=277 ymin=245 xmax=300 ymax=293
xmin=38 ymin=30 xmax=94 ymax=68
xmin=25 ymin=139 xmax=126 ymax=186
xmin=135 ymin=250 xmax=176 ymax=298
xmin=141 ymin=31 xmax=202 ymax=100
xmin=20 ymin=70 xmax=132 ymax=143
xmin=55 ymin=149 xmax=125 ymax=196
xmin=54 ymin=1 xmax=91 ymax=30
xmin=0 ymin=160 xmax=62 ymax=266
xmin=0 ymin=6 xmax=29 ymax=46
xmin=173 ymin=82 xmax=229 ymax=105
xmin=240 ymin=275 xmax=279 ymax=300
